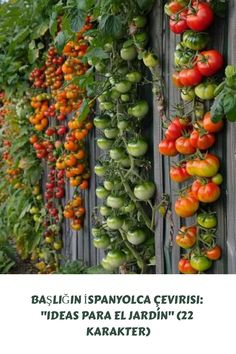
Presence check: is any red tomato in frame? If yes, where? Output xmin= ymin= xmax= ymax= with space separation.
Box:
xmin=179 ymin=66 xmax=202 ymax=87
xmin=172 ymin=71 xmax=184 ymax=88
xmin=197 ymin=182 xmax=221 ymax=203
xmin=196 ymin=50 xmax=224 ymax=76
xmin=206 ymin=245 xmax=222 ymax=260
xmin=170 ymin=10 xmax=189 ymax=34
xmin=178 ymin=258 xmax=197 ymax=274
xmin=191 ymin=179 xmax=203 ymax=199
xmin=202 ymin=112 xmax=224 ymax=133
xmin=165 ymin=117 xmax=186 ymax=141
xmin=170 ymin=163 xmax=191 ymax=183
xmin=175 ymin=193 xmax=199 ymax=217
xmin=186 ymin=153 xmax=220 ymax=177
xmin=159 ymin=139 xmax=178 ymax=156
xmin=175 ymin=136 xmax=196 ymax=155
xmin=190 ymin=130 xmax=216 ymax=150
xmin=176 ymin=226 xmax=197 ymax=249
xmin=187 ymin=2 xmax=214 ymax=31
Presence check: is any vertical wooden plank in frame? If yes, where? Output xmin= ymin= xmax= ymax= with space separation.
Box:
xmin=226 ymin=0 xmax=236 ymax=274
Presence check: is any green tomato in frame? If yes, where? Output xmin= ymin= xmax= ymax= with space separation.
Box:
xmin=97 ymin=137 xmax=114 ymax=150
xmin=101 ymin=258 xmax=115 ymax=271
xmin=174 ymin=42 xmax=195 ymax=67
xmin=143 ymin=52 xmax=159 ymax=68
xmin=30 ymin=207 xmax=39 ymax=214
xmin=122 ymin=219 xmax=133 ymax=232
xmin=110 ymin=89 xmax=121 ymax=101
xmin=91 ymin=227 xmax=101 ymax=237
xmin=182 ymin=30 xmax=209 ymax=51
xmin=201 ymin=232 xmax=214 ymax=244
xmin=134 ymin=32 xmax=148 ymax=47
xmin=127 ymin=138 xmax=148 ymax=157
xmin=96 ymin=186 xmax=110 ymax=199
xmin=195 ymin=83 xmax=217 ymax=100
xmin=110 ymin=147 xmax=126 ymax=160
xmin=126 ymin=71 xmax=142 ymax=83
xmin=115 ymin=81 xmax=132 ymax=93
xmin=128 ymin=100 xmax=149 ymax=118
xmin=181 ymin=88 xmax=196 ymax=102
xmin=211 ymin=173 xmax=223 ymax=185
xmin=123 ymin=202 xmax=136 ymax=213
xmin=100 ymin=205 xmax=112 ymax=217
xmin=132 ymin=16 xmax=147 ymax=28
xmin=99 ymin=101 xmax=114 ymax=111
xmin=190 ymin=255 xmax=212 ymax=272
xmin=107 ymin=216 xmax=124 ymax=230
xmin=127 ymin=229 xmax=146 ymax=245
xmin=94 ymin=164 xmax=106 ymax=177
xmin=118 ymin=157 xmax=131 ymax=168
xmin=93 ymin=234 xmax=110 ymax=249
xmin=103 ymin=180 xmax=113 ymax=191
xmin=106 ymin=250 xmax=126 ymax=268
xmin=120 ymin=94 xmax=130 ymax=102
xmin=134 ymin=181 xmax=156 ymax=201
xmin=104 ymin=127 xmax=119 ymax=139
xmin=104 ymin=43 xmax=113 ymax=52
xmin=106 ymin=195 xmax=124 ymax=209
xmin=95 ymin=62 xmax=106 ymax=72
xmin=120 ymin=46 xmax=137 ymax=61
xmin=94 ymin=116 xmax=111 ymax=129
xmin=197 ymin=213 xmax=217 ymax=229
xmin=117 ymin=120 xmax=129 ymax=131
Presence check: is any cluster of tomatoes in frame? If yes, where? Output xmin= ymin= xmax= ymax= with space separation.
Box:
xmin=30 ymin=94 xmax=51 ymax=131
xmin=63 ymin=194 xmax=85 ymax=231
xmin=44 ymin=167 xmax=65 ymax=221
xmin=54 ymin=85 xmax=84 ymax=114
xmin=56 ymin=118 xmax=92 ymax=189
xmin=162 ymin=0 xmax=224 ymax=273
xmin=29 ymin=66 xmax=47 ymax=89
xmin=166 ymin=1 xmax=224 ymax=102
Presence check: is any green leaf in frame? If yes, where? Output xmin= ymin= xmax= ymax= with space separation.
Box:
xmin=76 ymin=0 xmax=95 ymax=11
xmin=85 ymin=47 xmax=109 ymax=60
xmin=210 ymin=92 xmax=225 ymax=123
xmin=78 ymin=99 xmax=90 ymax=122
xmin=31 ymin=22 xmax=49 ymax=39
xmin=223 ymin=93 xmax=236 ymax=114
xmin=226 ymin=108 xmax=236 ymax=122
xmin=49 ymin=12 xmax=58 ymax=36
xmin=70 ymin=9 xmax=85 ymax=32
xmin=99 ymin=15 xmax=123 ymax=38
xmin=54 ymin=31 xmax=67 ymax=52
xmin=136 ymin=0 xmax=155 ymax=12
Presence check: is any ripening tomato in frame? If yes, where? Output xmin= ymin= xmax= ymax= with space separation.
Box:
xmin=179 ymin=66 xmax=202 ymax=87
xmin=175 ymin=193 xmax=199 ymax=217
xmin=172 ymin=72 xmax=184 ymax=88
xmin=176 ymin=226 xmax=197 ymax=249
xmin=190 ymin=130 xmax=216 ymax=150
xmin=197 ymin=182 xmax=221 ymax=203
xmin=178 ymin=258 xmax=197 ymax=274
xmin=186 ymin=153 xmax=220 ymax=177
xmin=164 ymin=1 xmax=184 ymax=16
xmin=159 ymin=139 xmax=178 ymax=156
xmin=202 ymin=112 xmax=224 ymax=133
xmin=186 ymin=2 xmax=214 ymax=31
xmin=190 ymin=254 xmax=212 ymax=272
xmin=196 ymin=50 xmax=224 ymax=77
xmin=175 ymin=136 xmax=196 ymax=155
xmin=205 ymin=245 xmax=222 ymax=260
xmin=169 ymin=163 xmax=191 ymax=183
xmin=169 ymin=10 xmax=189 ymax=34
